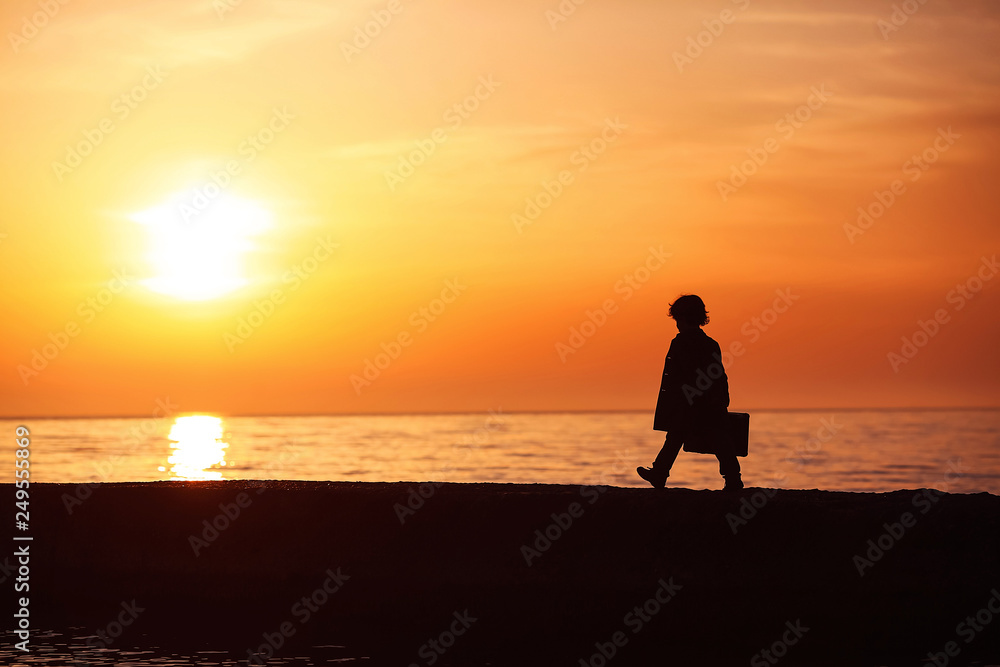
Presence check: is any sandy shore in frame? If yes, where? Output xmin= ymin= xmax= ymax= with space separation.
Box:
xmin=11 ymin=481 xmax=1000 ymax=665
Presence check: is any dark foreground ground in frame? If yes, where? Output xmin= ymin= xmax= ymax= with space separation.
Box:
xmin=7 ymin=481 xmax=1000 ymax=665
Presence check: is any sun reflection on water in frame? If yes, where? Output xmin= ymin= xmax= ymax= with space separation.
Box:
xmin=163 ymin=415 xmax=229 ymax=480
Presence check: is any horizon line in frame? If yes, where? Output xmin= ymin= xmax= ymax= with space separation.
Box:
xmin=2 ymin=406 xmax=999 ymax=421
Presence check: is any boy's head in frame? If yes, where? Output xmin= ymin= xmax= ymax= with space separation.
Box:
xmin=668 ymin=294 xmax=709 ymax=327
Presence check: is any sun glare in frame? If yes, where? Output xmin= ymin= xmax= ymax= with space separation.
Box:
xmin=164 ymin=415 xmax=229 ymax=480
xmin=131 ymin=191 xmax=271 ymax=301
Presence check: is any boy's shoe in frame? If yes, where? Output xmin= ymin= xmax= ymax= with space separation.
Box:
xmin=637 ymin=466 xmax=667 ymax=489
xmin=723 ymin=474 xmax=744 ymax=491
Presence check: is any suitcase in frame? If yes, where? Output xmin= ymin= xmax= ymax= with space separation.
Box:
xmin=682 ymin=411 xmax=749 ymax=457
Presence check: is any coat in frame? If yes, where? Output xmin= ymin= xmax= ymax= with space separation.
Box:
xmin=653 ymin=328 xmax=730 ymax=432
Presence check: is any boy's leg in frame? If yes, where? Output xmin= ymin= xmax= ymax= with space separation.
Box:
xmin=717 ymin=452 xmax=740 ymax=478
xmin=717 ymin=443 xmax=742 ymax=490
xmin=653 ymin=430 xmax=684 ymax=474
xmin=638 ymin=431 xmax=683 ymax=488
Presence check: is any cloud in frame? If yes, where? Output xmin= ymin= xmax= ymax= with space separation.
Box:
xmin=0 ymin=0 xmax=339 ymax=92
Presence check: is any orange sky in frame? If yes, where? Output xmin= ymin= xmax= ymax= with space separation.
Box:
xmin=1 ymin=0 xmax=998 ymax=417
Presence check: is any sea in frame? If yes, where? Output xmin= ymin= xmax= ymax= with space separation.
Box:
xmin=3 ymin=409 xmax=998 ymax=666
xmin=5 ymin=408 xmax=999 ymax=493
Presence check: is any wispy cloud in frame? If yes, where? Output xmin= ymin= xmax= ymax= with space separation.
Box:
xmin=0 ymin=0 xmax=339 ymax=92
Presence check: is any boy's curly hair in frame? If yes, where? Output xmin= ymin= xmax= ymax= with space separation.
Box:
xmin=668 ymin=294 xmax=709 ymax=326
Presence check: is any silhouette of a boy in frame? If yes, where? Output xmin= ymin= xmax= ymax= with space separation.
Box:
xmin=638 ymin=294 xmax=743 ymax=491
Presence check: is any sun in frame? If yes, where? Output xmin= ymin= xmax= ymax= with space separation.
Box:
xmin=130 ymin=191 xmax=272 ymax=301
